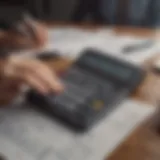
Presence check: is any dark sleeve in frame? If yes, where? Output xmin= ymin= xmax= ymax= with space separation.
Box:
xmin=0 ymin=21 xmax=12 ymax=30
xmin=149 ymin=0 xmax=160 ymax=28
xmin=0 ymin=6 xmax=26 ymax=30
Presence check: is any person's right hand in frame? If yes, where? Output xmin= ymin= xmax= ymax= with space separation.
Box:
xmin=0 ymin=17 xmax=48 ymax=51
xmin=3 ymin=56 xmax=64 ymax=94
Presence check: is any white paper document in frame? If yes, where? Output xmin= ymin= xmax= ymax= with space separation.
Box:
xmin=46 ymin=27 xmax=160 ymax=65
xmin=46 ymin=27 xmax=114 ymax=59
xmin=0 ymin=100 xmax=154 ymax=160
xmin=0 ymin=27 xmax=158 ymax=160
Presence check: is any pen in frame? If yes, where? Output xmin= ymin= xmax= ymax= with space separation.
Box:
xmin=122 ymin=40 xmax=155 ymax=54
xmin=12 ymin=13 xmax=37 ymax=40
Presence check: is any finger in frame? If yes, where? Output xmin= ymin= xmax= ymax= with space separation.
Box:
xmin=31 ymin=67 xmax=64 ymax=93
xmin=24 ymin=74 xmax=49 ymax=94
xmin=23 ymin=19 xmax=48 ymax=47
xmin=14 ymin=22 xmax=30 ymax=38
xmin=23 ymin=18 xmax=38 ymax=40
xmin=9 ymin=58 xmax=64 ymax=93
xmin=34 ymin=64 xmax=64 ymax=92
xmin=24 ymin=18 xmax=42 ymax=41
xmin=49 ymin=71 xmax=64 ymax=93
xmin=22 ymin=61 xmax=64 ymax=93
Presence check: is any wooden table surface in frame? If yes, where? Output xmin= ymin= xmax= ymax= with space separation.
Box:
xmin=107 ymin=108 xmax=160 ymax=160
xmin=45 ymin=25 xmax=160 ymax=160
xmin=44 ymin=49 xmax=160 ymax=160
xmin=45 ymin=23 xmax=160 ymax=105
xmin=0 ymin=24 xmax=160 ymax=160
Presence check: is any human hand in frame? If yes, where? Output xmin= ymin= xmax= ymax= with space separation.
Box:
xmin=0 ymin=17 xmax=48 ymax=51
xmin=3 ymin=56 xmax=64 ymax=94
xmin=16 ymin=15 xmax=48 ymax=48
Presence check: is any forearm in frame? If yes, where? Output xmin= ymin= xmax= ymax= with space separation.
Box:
xmin=0 ymin=31 xmax=34 ymax=51
xmin=0 ymin=27 xmax=47 ymax=52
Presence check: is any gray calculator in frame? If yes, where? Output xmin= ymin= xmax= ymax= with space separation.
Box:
xmin=28 ymin=49 xmax=145 ymax=131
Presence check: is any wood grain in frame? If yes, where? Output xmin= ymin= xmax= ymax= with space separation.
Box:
xmin=131 ymin=54 xmax=160 ymax=105
xmin=106 ymin=55 xmax=160 ymax=160
xmin=0 ymin=25 xmax=159 ymax=160
xmin=0 ymin=49 xmax=159 ymax=106
xmin=107 ymin=108 xmax=160 ymax=160
xmin=37 ymin=53 xmax=160 ymax=107
xmin=45 ymin=53 xmax=160 ymax=160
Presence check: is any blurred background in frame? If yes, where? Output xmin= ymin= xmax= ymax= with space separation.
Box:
xmin=1 ymin=0 xmax=160 ymax=28
xmin=0 ymin=0 xmax=82 ymax=21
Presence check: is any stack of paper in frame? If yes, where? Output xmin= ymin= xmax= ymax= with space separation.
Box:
xmin=0 ymin=100 xmax=154 ymax=160
xmin=45 ymin=27 xmax=160 ymax=65
xmin=0 ymin=27 xmax=157 ymax=160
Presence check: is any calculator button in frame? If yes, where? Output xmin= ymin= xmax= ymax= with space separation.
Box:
xmin=91 ymin=100 xmax=104 ymax=111
xmin=54 ymin=94 xmax=78 ymax=112
xmin=86 ymin=98 xmax=105 ymax=112
xmin=63 ymin=68 xmax=87 ymax=85
xmin=63 ymin=82 xmax=97 ymax=103
xmin=97 ymin=83 xmax=115 ymax=100
xmin=64 ymin=84 xmax=86 ymax=102
xmin=79 ymin=79 xmax=97 ymax=90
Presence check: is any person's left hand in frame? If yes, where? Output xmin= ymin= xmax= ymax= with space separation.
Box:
xmin=4 ymin=56 xmax=64 ymax=94
xmin=0 ymin=56 xmax=64 ymax=105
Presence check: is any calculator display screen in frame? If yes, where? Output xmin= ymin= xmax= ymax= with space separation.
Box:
xmin=79 ymin=54 xmax=133 ymax=81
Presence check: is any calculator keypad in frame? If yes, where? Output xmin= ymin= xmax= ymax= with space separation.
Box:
xmin=50 ymin=68 xmax=116 ymax=117
xmin=63 ymin=68 xmax=86 ymax=85
xmin=54 ymin=94 xmax=78 ymax=113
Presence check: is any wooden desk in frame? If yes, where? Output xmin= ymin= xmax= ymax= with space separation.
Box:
xmin=107 ymin=108 xmax=160 ymax=160
xmin=46 ymin=22 xmax=158 ymax=37
xmin=44 ymin=52 xmax=160 ymax=160
xmin=44 ymin=25 xmax=160 ymax=160
xmin=0 ymin=25 xmax=160 ymax=160
xmin=107 ymin=55 xmax=160 ymax=159
xmin=45 ymin=54 xmax=160 ymax=105
xmin=46 ymin=24 xmax=160 ymax=105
